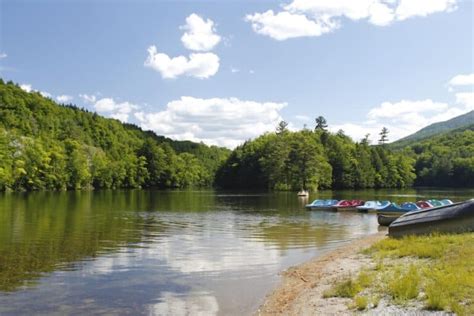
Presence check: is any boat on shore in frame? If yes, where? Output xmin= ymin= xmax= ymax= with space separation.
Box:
xmin=389 ymin=199 xmax=474 ymax=237
xmin=356 ymin=200 xmax=390 ymax=212
xmin=378 ymin=214 xmax=399 ymax=226
xmin=305 ymin=199 xmax=339 ymax=210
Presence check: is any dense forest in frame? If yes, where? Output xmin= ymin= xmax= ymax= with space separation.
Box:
xmin=1 ymin=79 xmax=473 ymax=192
xmin=215 ymin=122 xmax=416 ymax=190
xmin=0 ymin=79 xmax=230 ymax=191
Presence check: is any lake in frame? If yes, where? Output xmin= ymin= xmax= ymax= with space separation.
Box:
xmin=0 ymin=188 xmax=473 ymax=315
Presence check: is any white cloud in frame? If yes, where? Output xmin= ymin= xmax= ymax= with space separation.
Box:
xmin=80 ymin=94 xmax=97 ymax=104
xmin=247 ymin=0 xmax=458 ymax=40
xmin=180 ymin=13 xmax=221 ymax=52
xmin=0 ymin=52 xmax=7 ymax=59
xmin=144 ymin=46 xmax=219 ymax=79
xmin=395 ymin=0 xmax=457 ymax=20
xmin=332 ymin=96 xmax=472 ymax=143
xmin=39 ymin=91 xmax=52 ymax=98
xmin=245 ymin=10 xmax=337 ymax=41
xmin=56 ymin=95 xmax=73 ymax=103
xmin=81 ymin=95 xmax=139 ymax=123
xmin=20 ymin=84 xmax=32 ymax=92
xmin=367 ymin=99 xmax=448 ymax=120
xmin=92 ymin=97 xmax=139 ymax=123
xmin=449 ymin=73 xmax=474 ymax=86
xmin=230 ymin=67 xmax=240 ymax=73
xmin=455 ymin=92 xmax=474 ymax=109
xmin=135 ymin=96 xmax=286 ymax=148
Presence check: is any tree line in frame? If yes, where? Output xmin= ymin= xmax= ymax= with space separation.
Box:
xmin=215 ymin=120 xmax=416 ymax=190
xmin=1 ymin=78 xmax=472 ymax=192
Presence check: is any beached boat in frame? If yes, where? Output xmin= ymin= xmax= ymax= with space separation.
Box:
xmin=305 ymin=199 xmax=339 ymax=210
xmin=389 ymin=199 xmax=474 ymax=237
xmin=356 ymin=200 xmax=390 ymax=212
xmin=334 ymin=200 xmax=365 ymax=211
xmin=378 ymin=214 xmax=399 ymax=226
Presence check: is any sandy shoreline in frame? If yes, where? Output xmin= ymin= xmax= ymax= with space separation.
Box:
xmin=255 ymin=231 xmax=387 ymax=316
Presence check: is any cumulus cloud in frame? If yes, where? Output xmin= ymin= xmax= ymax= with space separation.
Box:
xmin=135 ymin=96 xmax=286 ymax=148
xmin=331 ymin=96 xmax=472 ymax=143
xmin=56 ymin=95 xmax=73 ymax=103
xmin=144 ymin=46 xmax=219 ymax=79
xmin=0 ymin=52 xmax=7 ymax=59
xmin=246 ymin=0 xmax=458 ymax=40
xmin=81 ymin=94 xmax=139 ymax=123
xmin=245 ymin=10 xmax=337 ymax=41
xmin=449 ymin=73 xmax=474 ymax=86
xmin=180 ymin=13 xmax=221 ymax=51
xmin=20 ymin=84 xmax=32 ymax=92
xmin=19 ymin=83 xmax=51 ymax=98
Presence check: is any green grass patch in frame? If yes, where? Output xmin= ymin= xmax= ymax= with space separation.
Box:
xmin=387 ymin=264 xmax=420 ymax=302
xmin=343 ymin=233 xmax=474 ymax=314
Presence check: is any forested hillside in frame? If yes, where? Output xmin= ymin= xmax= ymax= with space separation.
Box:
xmin=408 ymin=125 xmax=474 ymax=187
xmin=215 ymin=126 xmax=416 ymax=190
xmin=392 ymin=110 xmax=474 ymax=148
xmin=0 ymin=79 xmax=230 ymax=191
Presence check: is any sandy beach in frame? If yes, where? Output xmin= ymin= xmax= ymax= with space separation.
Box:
xmin=256 ymin=231 xmax=387 ymax=316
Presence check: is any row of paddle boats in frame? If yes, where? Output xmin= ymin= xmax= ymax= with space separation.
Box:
xmin=305 ymin=199 xmax=453 ymax=214
xmin=305 ymin=198 xmax=474 ymax=237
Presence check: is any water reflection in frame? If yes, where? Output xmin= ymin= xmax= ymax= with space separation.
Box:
xmin=0 ymin=188 xmax=472 ymax=315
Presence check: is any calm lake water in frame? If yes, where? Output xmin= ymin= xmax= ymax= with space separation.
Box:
xmin=0 ymin=188 xmax=473 ymax=315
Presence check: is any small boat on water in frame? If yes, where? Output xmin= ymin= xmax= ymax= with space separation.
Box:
xmin=389 ymin=199 xmax=474 ymax=237
xmin=305 ymin=199 xmax=339 ymax=210
xmin=297 ymin=190 xmax=309 ymax=197
xmin=334 ymin=200 xmax=365 ymax=211
xmin=356 ymin=200 xmax=390 ymax=212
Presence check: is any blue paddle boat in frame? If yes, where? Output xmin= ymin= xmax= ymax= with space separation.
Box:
xmin=305 ymin=199 xmax=339 ymax=210
xmin=356 ymin=200 xmax=390 ymax=212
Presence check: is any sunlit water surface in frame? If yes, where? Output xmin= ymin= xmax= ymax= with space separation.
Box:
xmin=0 ymin=188 xmax=472 ymax=315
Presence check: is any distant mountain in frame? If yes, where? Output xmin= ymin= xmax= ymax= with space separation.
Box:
xmin=392 ymin=110 xmax=474 ymax=147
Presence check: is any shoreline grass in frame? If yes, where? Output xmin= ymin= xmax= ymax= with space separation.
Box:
xmin=323 ymin=233 xmax=474 ymax=315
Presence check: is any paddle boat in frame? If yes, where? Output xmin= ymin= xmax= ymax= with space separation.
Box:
xmin=356 ymin=200 xmax=390 ymax=212
xmin=334 ymin=200 xmax=365 ymax=211
xmin=440 ymin=199 xmax=453 ymax=205
xmin=305 ymin=199 xmax=339 ymax=210
xmin=416 ymin=200 xmax=433 ymax=209
xmin=389 ymin=199 xmax=474 ymax=237
xmin=426 ymin=199 xmax=444 ymax=207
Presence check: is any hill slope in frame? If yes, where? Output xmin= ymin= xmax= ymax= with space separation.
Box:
xmin=393 ymin=110 xmax=474 ymax=147
xmin=0 ymin=79 xmax=229 ymax=191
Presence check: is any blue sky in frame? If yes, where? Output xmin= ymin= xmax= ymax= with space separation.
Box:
xmin=1 ymin=0 xmax=473 ymax=148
